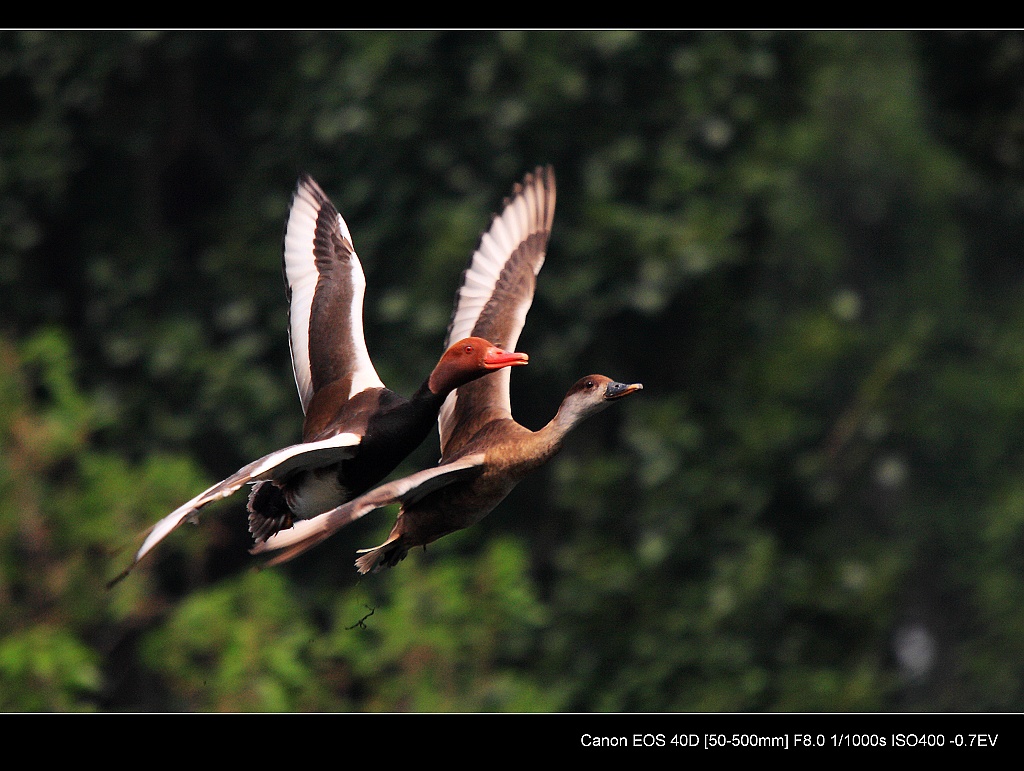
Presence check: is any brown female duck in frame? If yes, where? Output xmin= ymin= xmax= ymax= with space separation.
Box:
xmin=110 ymin=175 xmax=527 ymax=584
xmin=252 ymin=165 xmax=642 ymax=573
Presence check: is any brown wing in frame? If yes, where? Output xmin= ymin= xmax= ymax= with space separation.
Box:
xmin=283 ymin=174 xmax=383 ymax=414
xmin=438 ymin=166 xmax=556 ymax=457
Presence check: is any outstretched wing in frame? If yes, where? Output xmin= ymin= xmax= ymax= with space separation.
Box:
xmin=250 ymin=452 xmax=487 ymax=567
xmin=438 ymin=165 xmax=556 ymax=457
xmin=107 ymin=432 xmax=362 ymax=586
xmin=283 ymin=174 xmax=384 ymax=414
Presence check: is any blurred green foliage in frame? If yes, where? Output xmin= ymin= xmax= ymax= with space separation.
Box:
xmin=2 ymin=30 xmax=1024 ymax=712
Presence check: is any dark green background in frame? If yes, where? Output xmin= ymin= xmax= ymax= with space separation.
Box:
xmin=2 ymin=30 xmax=1023 ymax=712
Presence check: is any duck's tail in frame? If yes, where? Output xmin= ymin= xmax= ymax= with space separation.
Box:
xmin=354 ymin=534 xmax=408 ymax=574
xmin=247 ymin=481 xmax=294 ymax=543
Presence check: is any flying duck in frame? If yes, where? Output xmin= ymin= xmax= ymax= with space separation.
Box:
xmin=252 ymin=165 xmax=643 ymax=573
xmin=109 ymin=174 xmax=528 ymax=585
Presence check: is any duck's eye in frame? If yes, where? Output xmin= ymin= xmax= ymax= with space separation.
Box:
xmin=464 ymin=345 xmax=474 ymax=355
xmin=585 ymin=380 xmax=595 ymax=389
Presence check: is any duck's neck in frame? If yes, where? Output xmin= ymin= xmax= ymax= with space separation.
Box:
xmin=530 ymin=402 xmax=593 ymax=459
xmin=408 ymin=379 xmax=449 ymax=417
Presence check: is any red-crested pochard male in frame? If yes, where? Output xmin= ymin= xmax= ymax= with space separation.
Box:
xmin=252 ymin=165 xmax=643 ymax=573
xmin=108 ymin=174 xmax=528 ymax=585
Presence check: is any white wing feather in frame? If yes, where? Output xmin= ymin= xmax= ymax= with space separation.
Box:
xmin=109 ymin=431 xmax=363 ymax=585
xmin=283 ymin=176 xmax=383 ymax=413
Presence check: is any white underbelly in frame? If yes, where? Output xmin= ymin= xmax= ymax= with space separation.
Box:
xmin=288 ymin=468 xmax=349 ymax=520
